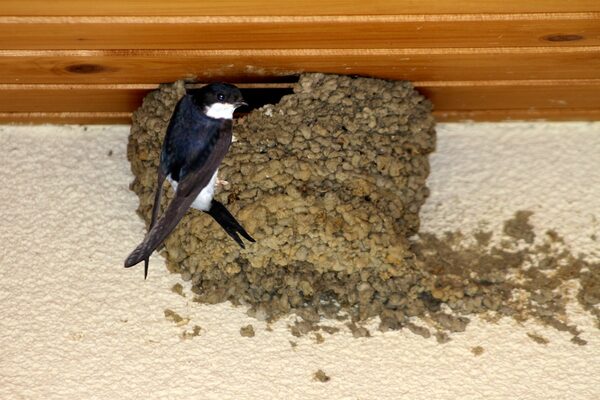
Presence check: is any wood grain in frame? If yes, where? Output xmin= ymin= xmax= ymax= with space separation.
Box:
xmin=1 ymin=1 xmax=599 ymax=123
xmin=0 ymin=112 xmax=131 ymax=124
xmin=1 ymin=81 xmax=598 ymax=117
xmin=1 ymin=15 xmax=598 ymax=49
xmin=2 ymin=1 xmax=599 ymax=16
xmin=435 ymin=109 xmax=600 ymax=122
xmin=0 ymin=48 xmax=598 ymax=84
xmin=418 ymin=82 xmax=600 ymax=110
xmin=0 ymin=86 xmax=149 ymax=112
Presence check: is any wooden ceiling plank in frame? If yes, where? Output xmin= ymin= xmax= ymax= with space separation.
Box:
xmin=1 ymin=17 xmax=598 ymax=49
xmin=2 ymin=1 xmax=599 ymax=16
xmin=1 ymin=81 xmax=599 ymax=113
xmin=0 ymin=49 xmax=598 ymax=84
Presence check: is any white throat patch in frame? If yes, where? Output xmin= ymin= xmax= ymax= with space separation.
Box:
xmin=205 ymin=103 xmax=236 ymax=120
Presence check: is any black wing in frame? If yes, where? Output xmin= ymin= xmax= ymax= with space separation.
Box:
xmin=143 ymin=168 xmax=167 ymax=279
xmin=124 ymin=110 xmax=232 ymax=269
xmin=139 ymin=96 xmax=193 ymax=277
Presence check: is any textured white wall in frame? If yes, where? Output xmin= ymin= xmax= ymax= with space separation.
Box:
xmin=0 ymin=123 xmax=598 ymax=399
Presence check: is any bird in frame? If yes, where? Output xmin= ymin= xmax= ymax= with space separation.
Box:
xmin=124 ymin=82 xmax=255 ymax=278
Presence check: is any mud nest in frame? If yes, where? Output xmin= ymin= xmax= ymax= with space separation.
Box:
xmin=128 ymin=73 xmax=440 ymax=328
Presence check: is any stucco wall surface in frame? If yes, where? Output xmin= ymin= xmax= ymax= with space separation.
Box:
xmin=0 ymin=122 xmax=598 ymax=399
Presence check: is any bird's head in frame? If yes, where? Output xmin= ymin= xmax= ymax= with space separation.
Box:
xmin=193 ymin=82 xmax=247 ymax=120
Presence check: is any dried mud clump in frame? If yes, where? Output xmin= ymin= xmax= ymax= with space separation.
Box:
xmin=128 ymin=73 xmax=437 ymax=330
xmin=313 ymin=369 xmax=331 ymax=382
xmin=240 ymin=324 xmax=256 ymax=337
xmin=470 ymin=346 xmax=484 ymax=356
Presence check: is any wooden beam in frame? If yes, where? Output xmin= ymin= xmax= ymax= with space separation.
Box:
xmin=1 ymin=15 xmax=598 ymax=49
xmin=0 ymin=48 xmax=598 ymax=84
xmin=2 ymin=81 xmax=600 ymax=112
xmin=1 ymin=2 xmax=598 ymax=122
xmin=2 ymin=1 xmax=599 ymax=16
xmin=0 ymin=86 xmax=149 ymax=112
xmin=0 ymin=112 xmax=131 ymax=124
xmin=417 ymin=80 xmax=600 ymax=110
xmin=0 ymin=80 xmax=599 ymax=123
xmin=435 ymin=109 xmax=600 ymax=122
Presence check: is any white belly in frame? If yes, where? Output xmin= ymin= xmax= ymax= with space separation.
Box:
xmin=167 ymin=170 xmax=218 ymax=211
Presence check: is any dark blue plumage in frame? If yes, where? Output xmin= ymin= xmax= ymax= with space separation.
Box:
xmin=161 ymin=95 xmax=217 ymax=182
xmin=125 ymin=83 xmax=255 ymax=278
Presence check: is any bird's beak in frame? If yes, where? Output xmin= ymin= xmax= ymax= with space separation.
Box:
xmin=236 ymin=101 xmax=248 ymax=108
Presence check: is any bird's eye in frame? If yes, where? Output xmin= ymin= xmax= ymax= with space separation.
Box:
xmin=217 ymin=93 xmax=225 ymax=101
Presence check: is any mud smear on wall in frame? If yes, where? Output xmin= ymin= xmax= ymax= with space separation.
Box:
xmin=128 ymin=74 xmax=598 ymax=342
xmin=412 ymin=212 xmax=599 ymax=343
